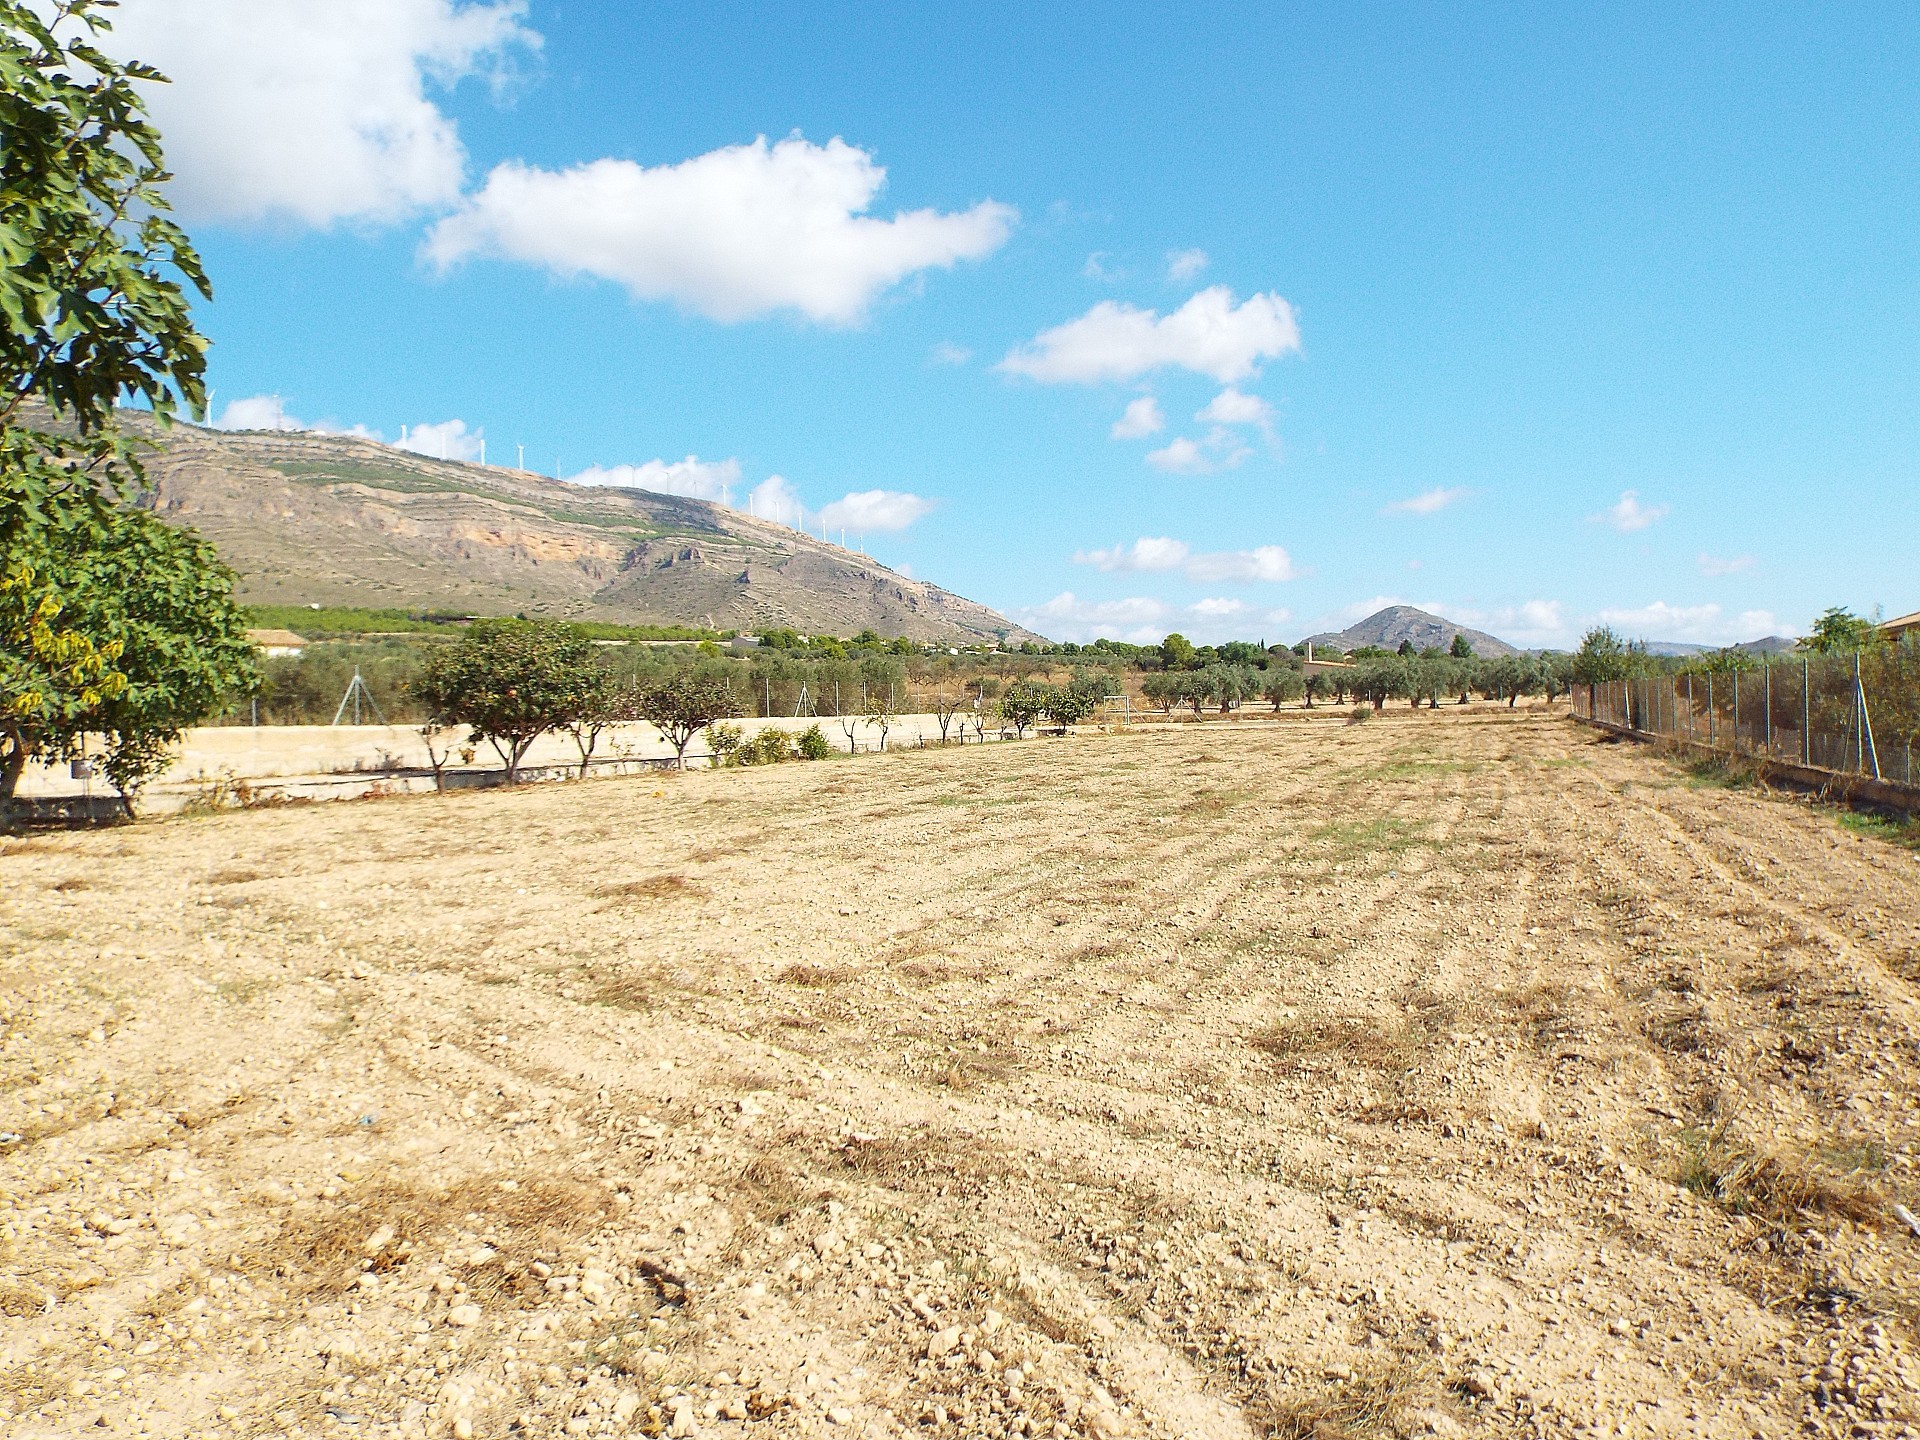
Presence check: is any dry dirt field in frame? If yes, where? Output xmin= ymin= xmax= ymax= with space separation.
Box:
xmin=5 ymin=708 xmax=1920 ymax=1440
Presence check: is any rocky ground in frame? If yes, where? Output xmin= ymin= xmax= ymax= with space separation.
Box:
xmin=4 ymin=707 xmax=1920 ymax=1439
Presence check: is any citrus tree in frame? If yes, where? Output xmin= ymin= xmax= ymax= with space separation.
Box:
xmin=1 ymin=1 xmax=255 ymax=814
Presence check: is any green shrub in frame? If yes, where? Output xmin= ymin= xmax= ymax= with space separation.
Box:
xmin=796 ymin=724 xmax=834 ymax=760
xmin=743 ymin=728 xmax=795 ymax=765
xmin=1348 ymin=705 xmax=1373 ymax=724
xmin=708 ymin=722 xmax=745 ymax=762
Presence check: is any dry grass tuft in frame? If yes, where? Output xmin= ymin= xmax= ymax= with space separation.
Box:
xmin=260 ymin=1175 xmax=605 ymax=1295
xmin=777 ymin=962 xmax=852 ymax=987
xmin=596 ymin=874 xmax=705 ymax=905
xmin=1252 ymin=1353 xmax=1432 ymax=1439
xmin=1253 ymin=999 xmax=1447 ymax=1074
xmin=50 ymin=877 xmax=89 ymax=892
xmin=1674 ymin=1126 xmax=1882 ymax=1228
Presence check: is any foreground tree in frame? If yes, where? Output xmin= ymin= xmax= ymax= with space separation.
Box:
xmin=1 ymin=1 xmax=255 ymax=814
xmin=1042 ymin=686 xmax=1096 ymax=728
xmin=635 ymin=669 xmax=738 ymax=768
xmin=1262 ymin=666 xmax=1304 ymax=710
xmin=414 ymin=620 xmax=601 ymax=781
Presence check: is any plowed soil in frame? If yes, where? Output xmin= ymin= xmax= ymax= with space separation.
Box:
xmin=6 ymin=708 xmax=1920 ymax=1439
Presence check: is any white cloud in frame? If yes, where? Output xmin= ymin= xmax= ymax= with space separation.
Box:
xmin=1010 ymin=591 xmax=1291 ymax=645
xmin=214 ymin=395 xmax=302 ymax=431
xmin=1083 ymin=252 xmax=1116 ymax=281
xmin=1073 ymin=537 xmax=1190 ymax=573
xmin=396 ymin=417 xmax=483 ymax=462
xmin=1189 ymin=596 xmax=1246 ymax=617
xmin=1697 ymin=552 xmax=1756 ymax=577
xmin=1385 ymin=485 xmax=1468 ymax=516
xmin=108 ymin=0 xmax=538 ymax=227
xmin=746 ymin=474 xmax=808 ymax=528
xmin=1594 ymin=602 xmax=1779 ymax=647
xmin=566 ymin=455 xmax=741 ymax=502
xmin=425 ymin=135 xmax=1016 ymax=324
xmin=818 ymin=489 xmax=935 ymax=533
xmin=1184 ymin=545 xmax=1297 ymax=584
xmin=929 ymin=342 xmax=973 ymax=367
xmin=1110 ymin=396 xmax=1166 ymax=440
xmin=1195 ymin=387 xmax=1270 ymax=428
xmin=1146 ymin=428 xmax=1251 ymax=475
xmin=999 ymin=286 xmax=1301 ymax=385
xmin=1167 ymin=248 xmax=1209 ymax=281
xmin=1595 ymin=489 xmax=1670 ymax=533
xmin=213 ymin=393 xmax=379 ymax=440
xmin=1073 ymin=537 xmax=1296 ymax=584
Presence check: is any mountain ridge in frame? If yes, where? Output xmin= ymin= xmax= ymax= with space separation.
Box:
xmin=1304 ymin=605 xmax=1519 ymax=658
xmin=121 ymin=415 xmax=1041 ymax=645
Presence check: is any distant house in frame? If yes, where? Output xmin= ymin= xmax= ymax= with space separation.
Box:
xmin=1883 ymin=610 xmax=1920 ymax=644
xmin=729 ymin=634 xmax=761 ymax=653
xmin=245 ymin=628 xmax=307 ymax=658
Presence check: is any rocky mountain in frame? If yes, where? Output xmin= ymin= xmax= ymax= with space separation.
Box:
xmin=1304 ymin=605 xmax=1519 ymax=658
xmin=121 ymin=416 xmax=1038 ymax=644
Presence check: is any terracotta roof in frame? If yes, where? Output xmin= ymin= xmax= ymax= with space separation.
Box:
xmin=245 ymin=628 xmax=308 ymax=648
xmin=1882 ymin=610 xmax=1920 ymax=637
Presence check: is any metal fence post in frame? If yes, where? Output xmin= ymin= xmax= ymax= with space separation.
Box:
xmin=1802 ymin=658 xmax=1810 ymax=766
xmin=1732 ymin=669 xmax=1740 ymax=753
xmin=1708 ymin=673 xmax=1715 ymax=749
xmin=1857 ymin=652 xmax=1882 ymax=781
xmin=1764 ymin=661 xmax=1772 ymax=756
xmin=1687 ymin=673 xmax=1694 ymax=743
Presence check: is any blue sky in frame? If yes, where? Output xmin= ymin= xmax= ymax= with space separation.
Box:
xmin=108 ymin=1 xmax=1920 ymax=647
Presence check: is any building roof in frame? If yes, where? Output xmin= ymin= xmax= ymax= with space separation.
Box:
xmin=245 ymin=628 xmax=308 ymax=648
xmin=1882 ymin=610 xmax=1920 ymax=639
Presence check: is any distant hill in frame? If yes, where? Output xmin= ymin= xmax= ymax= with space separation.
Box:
xmin=1304 ymin=605 xmax=1519 ymax=658
xmin=120 ymin=415 xmax=1038 ymax=645
xmin=1640 ymin=636 xmax=1798 ymax=658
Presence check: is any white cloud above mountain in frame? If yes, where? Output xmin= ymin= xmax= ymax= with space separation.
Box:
xmin=1594 ymin=601 xmax=1779 ymax=647
xmin=396 ymin=417 xmax=484 ymax=462
xmin=1011 ymin=591 xmax=1291 ymax=646
xmin=999 ymin=286 xmax=1301 ymax=384
xmin=107 ymin=0 xmax=537 ymax=227
xmin=1072 ymin=537 xmax=1297 ymax=585
xmin=817 ymin=489 xmax=935 ymax=533
xmin=425 ymin=135 xmax=1016 ymax=324
xmin=566 ymin=456 xmax=742 ymax=502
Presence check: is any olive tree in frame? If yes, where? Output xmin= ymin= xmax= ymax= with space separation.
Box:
xmin=1262 ymin=666 xmax=1304 ymax=710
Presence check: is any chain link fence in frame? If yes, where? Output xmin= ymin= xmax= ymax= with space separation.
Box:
xmin=1572 ymin=647 xmax=1920 ymax=790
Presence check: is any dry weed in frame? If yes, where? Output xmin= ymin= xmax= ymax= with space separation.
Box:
xmin=596 ymin=874 xmax=705 ymax=905
xmin=1252 ymin=1353 xmax=1432 ymax=1439
xmin=1674 ymin=1126 xmax=1882 ymax=1228
xmin=777 ymin=962 xmax=852 ymax=987
xmin=258 ymin=1175 xmax=604 ymax=1295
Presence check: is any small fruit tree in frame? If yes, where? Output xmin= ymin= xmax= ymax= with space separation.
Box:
xmin=414 ymin=620 xmax=602 ymax=782
xmin=635 ymin=671 xmax=739 ymax=769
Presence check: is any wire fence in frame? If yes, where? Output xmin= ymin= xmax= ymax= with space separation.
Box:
xmin=1571 ymin=649 xmax=1920 ymax=788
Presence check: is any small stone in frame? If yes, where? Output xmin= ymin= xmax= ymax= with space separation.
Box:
xmin=827 ymin=1408 xmax=853 ymax=1425
xmin=452 ymin=1420 xmax=474 ymax=1440
xmin=1464 ymin=1369 xmax=1499 ymax=1400
xmin=928 ymin=1327 xmax=962 ymax=1359
xmin=447 ymin=1304 xmax=482 ymax=1328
